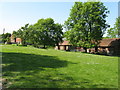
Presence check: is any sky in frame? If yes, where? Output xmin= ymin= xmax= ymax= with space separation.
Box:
xmin=0 ymin=1 xmax=119 ymax=37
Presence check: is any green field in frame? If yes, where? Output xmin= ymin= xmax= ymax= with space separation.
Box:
xmin=1 ymin=45 xmax=118 ymax=88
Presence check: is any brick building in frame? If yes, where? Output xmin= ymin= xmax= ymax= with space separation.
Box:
xmin=10 ymin=35 xmax=22 ymax=44
xmin=55 ymin=38 xmax=120 ymax=55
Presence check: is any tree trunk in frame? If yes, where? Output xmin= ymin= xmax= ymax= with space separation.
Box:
xmin=58 ymin=45 xmax=60 ymax=50
xmin=43 ymin=45 xmax=46 ymax=49
xmin=14 ymin=38 xmax=16 ymax=43
xmin=64 ymin=45 xmax=66 ymax=51
xmin=57 ymin=43 xmax=60 ymax=50
xmin=95 ymin=46 xmax=98 ymax=52
xmin=84 ymin=47 xmax=87 ymax=53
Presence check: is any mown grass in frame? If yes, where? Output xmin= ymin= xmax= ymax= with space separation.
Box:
xmin=1 ymin=45 xmax=118 ymax=88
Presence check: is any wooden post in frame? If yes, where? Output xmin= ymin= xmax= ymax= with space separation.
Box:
xmin=95 ymin=46 xmax=98 ymax=52
xmin=64 ymin=45 xmax=66 ymax=50
xmin=58 ymin=45 xmax=60 ymax=50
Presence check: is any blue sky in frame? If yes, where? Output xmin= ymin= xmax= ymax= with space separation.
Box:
xmin=0 ymin=1 xmax=119 ymax=36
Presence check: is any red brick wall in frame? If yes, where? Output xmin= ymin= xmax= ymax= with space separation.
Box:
xmin=16 ymin=38 xmax=22 ymax=43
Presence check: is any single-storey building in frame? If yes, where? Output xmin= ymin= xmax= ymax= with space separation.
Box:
xmin=55 ymin=38 xmax=120 ymax=56
xmin=55 ymin=41 xmax=85 ymax=52
xmin=55 ymin=41 xmax=72 ymax=51
xmin=97 ymin=38 xmax=120 ymax=55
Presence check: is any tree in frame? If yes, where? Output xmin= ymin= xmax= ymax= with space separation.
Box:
xmin=0 ymin=34 xmax=2 ymax=43
xmin=13 ymin=24 xmax=29 ymax=45
xmin=28 ymin=18 xmax=63 ymax=48
xmin=1 ymin=33 xmax=11 ymax=44
xmin=64 ymin=1 xmax=109 ymax=52
xmin=107 ymin=28 xmax=117 ymax=38
xmin=20 ymin=24 xmax=29 ymax=45
xmin=107 ymin=16 xmax=120 ymax=38
xmin=53 ymin=23 xmax=63 ymax=49
xmin=26 ymin=24 xmax=43 ymax=47
xmin=12 ymin=18 xmax=63 ymax=47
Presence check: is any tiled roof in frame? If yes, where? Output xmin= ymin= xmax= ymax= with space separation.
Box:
xmin=98 ymin=38 xmax=120 ymax=47
xmin=59 ymin=38 xmax=120 ymax=47
xmin=59 ymin=41 xmax=70 ymax=45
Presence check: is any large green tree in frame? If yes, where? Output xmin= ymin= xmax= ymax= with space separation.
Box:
xmin=107 ymin=16 xmax=120 ymax=38
xmin=28 ymin=18 xmax=63 ymax=48
xmin=12 ymin=18 xmax=63 ymax=48
xmin=64 ymin=1 xmax=109 ymax=52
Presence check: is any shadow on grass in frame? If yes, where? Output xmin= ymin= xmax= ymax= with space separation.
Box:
xmin=2 ymin=52 xmax=117 ymax=88
xmin=2 ymin=52 xmax=77 ymax=88
xmin=2 ymin=52 xmax=69 ymax=72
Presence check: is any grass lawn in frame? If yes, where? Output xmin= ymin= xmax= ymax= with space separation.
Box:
xmin=1 ymin=45 xmax=118 ymax=88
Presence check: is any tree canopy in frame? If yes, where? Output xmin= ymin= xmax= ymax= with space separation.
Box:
xmin=107 ymin=16 xmax=120 ymax=38
xmin=32 ymin=18 xmax=63 ymax=47
xmin=13 ymin=24 xmax=29 ymax=45
xmin=13 ymin=18 xmax=63 ymax=48
xmin=1 ymin=33 xmax=11 ymax=43
xmin=64 ymin=1 xmax=109 ymax=52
